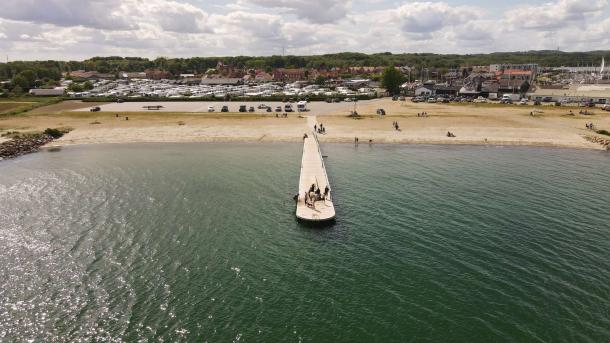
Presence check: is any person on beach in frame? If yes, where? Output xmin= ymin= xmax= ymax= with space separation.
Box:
xmin=314 ymin=124 xmax=317 ymax=131
xmin=324 ymin=186 xmax=329 ymax=200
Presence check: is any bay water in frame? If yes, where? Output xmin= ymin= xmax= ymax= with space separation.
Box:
xmin=0 ymin=143 xmax=608 ymax=342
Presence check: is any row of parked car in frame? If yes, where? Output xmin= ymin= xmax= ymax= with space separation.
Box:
xmin=206 ymin=104 xmax=301 ymax=113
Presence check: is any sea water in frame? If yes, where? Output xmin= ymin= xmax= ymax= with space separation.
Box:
xmin=0 ymin=143 xmax=608 ymax=342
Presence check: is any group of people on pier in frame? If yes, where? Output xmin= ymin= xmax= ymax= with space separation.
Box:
xmin=304 ymin=183 xmax=330 ymax=208
xmin=314 ymin=123 xmax=326 ymax=134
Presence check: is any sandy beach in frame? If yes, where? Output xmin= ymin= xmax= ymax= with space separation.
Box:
xmin=1 ymin=99 xmax=609 ymax=150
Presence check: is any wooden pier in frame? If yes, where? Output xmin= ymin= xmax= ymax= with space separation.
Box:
xmin=296 ymin=119 xmax=335 ymax=222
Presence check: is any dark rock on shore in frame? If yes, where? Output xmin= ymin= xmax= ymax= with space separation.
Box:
xmin=585 ymin=135 xmax=610 ymax=150
xmin=0 ymin=135 xmax=56 ymax=160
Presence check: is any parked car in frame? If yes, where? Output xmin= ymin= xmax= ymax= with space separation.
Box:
xmin=221 ymin=105 xmax=229 ymax=112
xmin=239 ymin=105 xmax=247 ymax=112
xmin=534 ymin=100 xmax=541 ymax=106
xmin=519 ymin=99 xmax=528 ymax=105
xmin=284 ymin=104 xmax=293 ymax=112
xmin=333 ymin=98 xmax=341 ymax=103
xmin=266 ymin=107 xmax=272 ymax=112
xmin=376 ymin=108 xmax=386 ymax=115
xmin=398 ymin=96 xmax=406 ymax=101
xmin=90 ymin=106 xmax=101 ymax=112
xmin=207 ymin=106 xmax=215 ymax=112
xmin=427 ymin=97 xmax=437 ymax=103
xmin=474 ymin=96 xmax=487 ymax=103
xmin=257 ymin=104 xmax=268 ymax=109
xmin=275 ymin=106 xmax=282 ymax=112
xmin=116 ymin=99 xmax=124 ymax=103
xmin=392 ymin=96 xmax=398 ymax=101
xmin=248 ymin=106 xmax=255 ymax=112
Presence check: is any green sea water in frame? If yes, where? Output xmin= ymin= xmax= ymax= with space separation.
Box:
xmin=0 ymin=143 xmax=609 ymax=342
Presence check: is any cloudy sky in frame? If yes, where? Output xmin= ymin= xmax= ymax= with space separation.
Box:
xmin=0 ymin=0 xmax=609 ymax=60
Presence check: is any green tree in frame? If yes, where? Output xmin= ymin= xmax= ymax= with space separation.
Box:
xmin=12 ymin=85 xmax=23 ymax=95
xmin=12 ymin=70 xmax=37 ymax=90
xmin=314 ymin=75 xmax=326 ymax=85
xmin=83 ymin=81 xmax=94 ymax=90
xmin=381 ymin=67 xmax=405 ymax=95
xmin=519 ymin=80 xmax=530 ymax=94
xmin=68 ymin=82 xmax=84 ymax=92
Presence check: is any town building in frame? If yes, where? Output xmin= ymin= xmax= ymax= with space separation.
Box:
xmin=29 ymin=88 xmax=65 ymax=96
xmin=527 ymin=84 xmax=610 ymax=103
xmin=145 ymin=69 xmax=172 ymax=80
xmin=200 ymin=78 xmax=243 ymax=86
xmin=415 ymin=86 xmax=434 ymax=97
xmin=273 ymin=68 xmax=307 ymax=82
xmin=490 ymin=63 xmax=539 ymax=78
xmin=67 ymin=70 xmax=114 ymax=81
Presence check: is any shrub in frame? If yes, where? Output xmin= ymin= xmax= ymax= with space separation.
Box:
xmin=44 ymin=128 xmax=64 ymax=138
xmin=596 ymin=129 xmax=610 ymax=136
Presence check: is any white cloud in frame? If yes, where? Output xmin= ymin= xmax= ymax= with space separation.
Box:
xmin=0 ymin=0 xmax=134 ymax=30
xmin=395 ymin=2 xmax=479 ymax=34
xmin=240 ymin=0 xmax=351 ymax=23
xmin=0 ymin=0 xmax=609 ymax=60
xmin=0 ymin=0 xmax=210 ymax=33
xmin=505 ymin=0 xmax=607 ymax=30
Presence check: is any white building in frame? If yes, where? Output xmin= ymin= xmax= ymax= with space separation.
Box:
xmin=415 ymin=86 xmax=434 ymax=97
xmin=29 ymin=88 xmax=65 ymax=96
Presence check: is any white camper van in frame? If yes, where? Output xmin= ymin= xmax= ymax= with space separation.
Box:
xmin=297 ymin=101 xmax=308 ymax=112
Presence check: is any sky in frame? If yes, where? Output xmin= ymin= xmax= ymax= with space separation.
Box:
xmin=0 ymin=0 xmax=609 ymax=61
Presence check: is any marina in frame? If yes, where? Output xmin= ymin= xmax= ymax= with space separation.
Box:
xmin=295 ymin=117 xmax=335 ymax=222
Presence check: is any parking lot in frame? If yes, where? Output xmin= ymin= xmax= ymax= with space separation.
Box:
xmin=77 ymin=99 xmax=384 ymax=115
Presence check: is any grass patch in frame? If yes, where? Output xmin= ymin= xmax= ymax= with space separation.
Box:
xmin=0 ymin=102 xmax=35 ymax=114
xmin=1 ymin=127 xmax=71 ymax=139
xmin=0 ymin=97 xmax=63 ymax=117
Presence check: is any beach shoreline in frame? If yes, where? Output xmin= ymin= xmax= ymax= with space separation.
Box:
xmin=45 ymin=128 xmax=606 ymax=151
xmin=1 ymin=99 xmax=608 ymax=151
